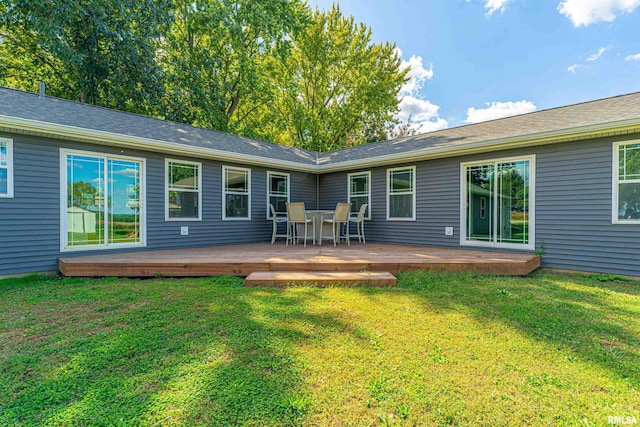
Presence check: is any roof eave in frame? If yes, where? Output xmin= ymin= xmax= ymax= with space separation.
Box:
xmin=316 ymin=117 xmax=640 ymax=173
xmin=0 ymin=115 xmax=318 ymax=172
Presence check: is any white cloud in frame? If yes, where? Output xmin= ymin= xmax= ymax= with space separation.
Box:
xmin=558 ymin=0 xmax=640 ymax=27
xmin=587 ymin=46 xmax=612 ymax=61
xmin=394 ymin=48 xmax=448 ymax=134
xmin=398 ymin=48 xmax=434 ymax=96
xmin=567 ymin=64 xmax=583 ymax=73
xmin=485 ymin=0 xmax=513 ymax=15
xmin=625 ymin=52 xmax=640 ymax=61
xmin=465 ymin=100 xmax=537 ymax=124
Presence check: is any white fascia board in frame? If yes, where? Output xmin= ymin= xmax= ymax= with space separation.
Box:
xmin=3 ymin=114 xmax=640 ymax=174
xmin=0 ymin=115 xmax=317 ymax=172
xmin=316 ymin=117 xmax=640 ymax=173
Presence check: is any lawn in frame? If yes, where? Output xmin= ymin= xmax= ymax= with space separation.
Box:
xmin=0 ymin=271 xmax=638 ymax=426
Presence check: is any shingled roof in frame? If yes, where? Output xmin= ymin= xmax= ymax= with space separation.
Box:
xmin=0 ymin=86 xmax=317 ymax=166
xmin=2 ymin=85 xmax=640 ymax=172
xmin=318 ymin=90 xmax=640 ymax=170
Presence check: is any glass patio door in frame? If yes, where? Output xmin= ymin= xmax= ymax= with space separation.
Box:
xmin=65 ymin=151 xmax=144 ymax=250
xmin=463 ymin=158 xmax=533 ymax=248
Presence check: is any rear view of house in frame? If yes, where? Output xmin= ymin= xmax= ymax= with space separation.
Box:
xmin=1 ymin=86 xmax=639 ymax=277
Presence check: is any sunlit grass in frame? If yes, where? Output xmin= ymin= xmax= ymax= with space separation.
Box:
xmin=0 ymin=271 xmax=638 ymax=426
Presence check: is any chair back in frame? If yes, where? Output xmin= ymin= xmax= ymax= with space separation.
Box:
xmin=356 ymin=203 xmax=368 ymax=221
xmin=333 ymin=202 xmax=352 ymax=222
xmin=270 ymin=203 xmax=281 ymax=218
xmin=287 ymin=202 xmax=306 ymax=222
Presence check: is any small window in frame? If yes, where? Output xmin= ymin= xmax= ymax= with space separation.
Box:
xmin=223 ymin=166 xmax=251 ymax=220
xmin=166 ymin=160 xmax=201 ymax=221
xmin=267 ymin=171 xmax=289 ymax=218
xmin=387 ymin=166 xmax=416 ymax=220
xmin=0 ymin=138 xmax=13 ymax=198
xmin=348 ymin=171 xmax=370 ymax=219
xmin=614 ymin=142 xmax=640 ymax=223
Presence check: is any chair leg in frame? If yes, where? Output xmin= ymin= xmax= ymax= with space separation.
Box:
xmin=303 ymin=222 xmax=307 ymax=247
xmin=333 ymin=222 xmax=337 ymax=247
xmin=346 ymin=221 xmax=350 ymax=246
xmin=271 ymin=220 xmax=276 ymax=244
xmin=361 ymin=221 xmax=366 ymax=244
xmin=286 ymin=222 xmax=290 ymax=246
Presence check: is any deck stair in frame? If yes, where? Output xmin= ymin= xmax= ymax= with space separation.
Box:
xmin=244 ymin=271 xmax=397 ymax=287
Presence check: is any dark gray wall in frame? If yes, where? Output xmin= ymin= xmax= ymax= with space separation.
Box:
xmin=320 ymin=135 xmax=640 ymax=277
xmin=0 ymin=133 xmax=316 ymax=276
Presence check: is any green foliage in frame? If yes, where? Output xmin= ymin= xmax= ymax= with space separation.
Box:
xmin=160 ymin=0 xmax=309 ymax=133
xmin=0 ymin=0 xmax=172 ymax=113
xmin=262 ymin=5 xmax=408 ymax=151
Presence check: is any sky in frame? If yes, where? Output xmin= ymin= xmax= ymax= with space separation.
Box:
xmin=312 ymin=0 xmax=640 ymax=132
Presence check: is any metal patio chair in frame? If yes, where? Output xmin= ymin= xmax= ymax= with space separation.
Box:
xmin=286 ymin=202 xmax=314 ymax=247
xmin=349 ymin=203 xmax=368 ymax=244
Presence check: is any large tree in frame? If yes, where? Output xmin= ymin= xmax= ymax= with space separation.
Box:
xmin=0 ymin=0 xmax=171 ymax=113
xmin=160 ymin=0 xmax=309 ymax=133
xmin=260 ymin=5 xmax=408 ymax=151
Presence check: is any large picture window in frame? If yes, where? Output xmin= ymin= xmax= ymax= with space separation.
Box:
xmin=62 ymin=150 xmax=145 ymax=251
xmin=461 ymin=156 xmax=535 ymax=249
xmin=267 ymin=171 xmax=289 ymax=218
xmin=348 ymin=171 xmax=370 ymax=219
xmin=166 ymin=160 xmax=201 ymax=221
xmin=223 ymin=166 xmax=250 ymax=220
xmin=614 ymin=142 xmax=640 ymax=223
xmin=387 ymin=166 xmax=415 ymax=220
xmin=0 ymin=138 xmax=13 ymax=198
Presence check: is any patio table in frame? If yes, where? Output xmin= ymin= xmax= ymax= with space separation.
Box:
xmin=304 ymin=210 xmax=334 ymax=245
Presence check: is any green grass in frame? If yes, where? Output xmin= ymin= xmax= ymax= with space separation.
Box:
xmin=0 ymin=272 xmax=638 ymax=426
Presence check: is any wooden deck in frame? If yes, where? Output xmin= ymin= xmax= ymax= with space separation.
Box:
xmin=58 ymin=243 xmax=540 ymax=277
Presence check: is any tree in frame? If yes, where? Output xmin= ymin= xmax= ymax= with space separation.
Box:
xmin=0 ymin=0 xmax=172 ymax=113
xmin=261 ymin=5 xmax=408 ymax=151
xmin=160 ymin=0 xmax=309 ymax=133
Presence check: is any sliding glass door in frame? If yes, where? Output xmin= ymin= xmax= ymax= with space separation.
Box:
xmin=462 ymin=157 xmax=534 ymax=249
xmin=63 ymin=150 xmax=144 ymax=250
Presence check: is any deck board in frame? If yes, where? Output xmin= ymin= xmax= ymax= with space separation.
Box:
xmin=58 ymin=243 xmax=541 ymax=277
xmin=244 ymin=271 xmax=397 ymax=287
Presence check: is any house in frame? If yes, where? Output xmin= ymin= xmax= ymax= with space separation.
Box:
xmin=1 ymin=86 xmax=639 ymax=277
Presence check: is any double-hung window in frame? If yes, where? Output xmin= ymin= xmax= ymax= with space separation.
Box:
xmin=267 ymin=171 xmax=289 ymax=218
xmin=166 ymin=160 xmax=201 ymax=221
xmin=223 ymin=166 xmax=251 ymax=220
xmin=614 ymin=141 xmax=640 ymax=223
xmin=348 ymin=171 xmax=370 ymax=219
xmin=387 ymin=166 xmax=416 ymax=220
xmin=0 ymin=138 xmax=13 ymax=198
xmin=461 ymin=156 xmax=535 ymax=250
xmin=62 ymin=149 xmax=145 ymax=250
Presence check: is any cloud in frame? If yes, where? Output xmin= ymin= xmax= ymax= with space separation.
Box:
xmin=567 ymin=64 xmax=583 ymax=73
xmin=465 ymin=100 xmax=537 ymax=124
xmin=394 ymin=48 xmax=448 ymax=134
xmin=484 ymin=0 xmax=513 ymax=15
xmin=398 ymin=49 xmax=434 ymax=96
xmin=625 ymin=52 xmax=640 ymax=61
xmin=587 ymin=45 xmax=612 ymax=61
xmin=558 ymin=0 xmax=640 ymax=27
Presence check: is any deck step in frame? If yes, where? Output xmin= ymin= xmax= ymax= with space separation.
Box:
xmin=244 ymin=271 xmax=397 ymax=287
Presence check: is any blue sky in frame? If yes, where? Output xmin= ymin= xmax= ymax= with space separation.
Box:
xmin=312 ymin=0 xmax=640 ymax=131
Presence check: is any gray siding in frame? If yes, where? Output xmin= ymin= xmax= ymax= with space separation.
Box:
xmin=0 ymin=134 xmax=316 ymax=276
xmin=321 ymin=136 xmax=640 ymax=277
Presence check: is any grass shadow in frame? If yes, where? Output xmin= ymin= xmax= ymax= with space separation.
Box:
xmin=0 ymin=276 xmax=366 ymax=426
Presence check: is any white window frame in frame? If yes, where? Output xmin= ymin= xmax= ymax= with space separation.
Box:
xmin=222 ymin=165 xmax=251 ymax=221
xmin=348 ymin=171 xmax=371 ymax=220
xmin=60 ymin=148 xmax=146 ymax=252
xmin=386 ymin=166 xmax=416 ymax=221
xmin=613 ymin=141 xmax=640 ymax=224
xmin=460 ymin=155 xmax=536 ymax=251
xmin=165 ymin=159 xmax=202 ymax=222
xmin=0 ymin=137 xmax=14 ymax=198
xmin=267 ymin=171 xmax=290 ymax=219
